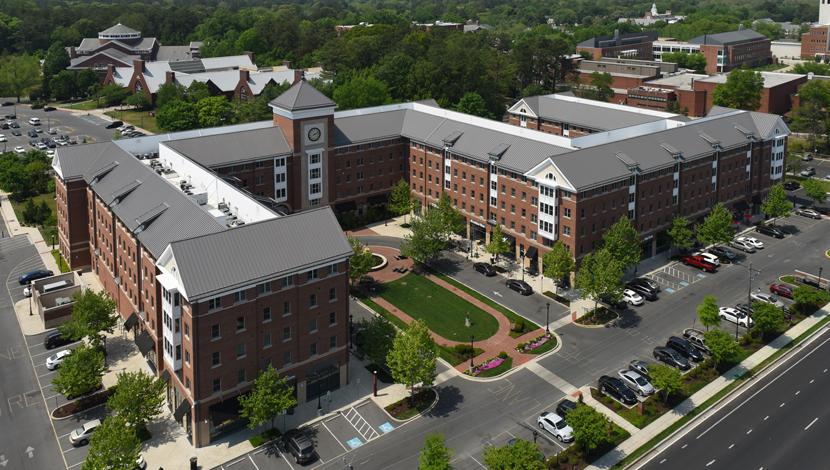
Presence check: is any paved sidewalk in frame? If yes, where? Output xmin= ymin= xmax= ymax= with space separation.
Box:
xmin=54 ymin=104 xmax=153 ymax=135
xmin=580 ymin=386 xmax=641 ymax=435
xmin=0 ymin=191 xmax=61 ymax=276
xmin=587 ymin=304 xmax=830 ymax=469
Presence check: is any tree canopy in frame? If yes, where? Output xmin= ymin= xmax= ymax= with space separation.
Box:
xmin=667 ymin=216 xmax=694 ymax=252
xmin=419 ymin=433 xmax=453 ymax=470
xmin=82 ymin=416 xmax=140 ymax=470
xmin=761 ymin=184 xmax=791 ymax=222
xmin=107 ymin=370 xmax=166 ymax=430
xmin=712 ymin=68 xmax=764 ymax=111
xmin=238 ymin=365 xmax=298 ymax=430
xmin=542 ymin=240 xmax=574 ymax=287
xmin=602 ymin=216 xmax=641 ymax=270
xmin=696 ymin=295 xmax=721 ymax=331
xmin=59 ymin=289 xmax=117 ymax=350
xmin=483 ymin=439 xmax=545 ymax=470
xmin=52 ymin=345 xmax=105 ymax=398
xmin=696 ymin=203 xmax=734 ymax=246
xmin=575 ymin=247 xmax=624 ymax=308
xmin=386 ymin=319 xmax=436 ymax=397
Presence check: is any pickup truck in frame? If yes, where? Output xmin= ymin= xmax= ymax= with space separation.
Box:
xmin=681 ymin=255 xmax=717 ymax=273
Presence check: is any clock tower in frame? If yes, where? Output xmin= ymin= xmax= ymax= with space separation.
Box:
xmin=269 ymin=79 xmax=336 ymax=211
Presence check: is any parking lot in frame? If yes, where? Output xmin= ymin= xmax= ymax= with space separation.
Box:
xmin=1 ymin=104 xmax=116 ymax=153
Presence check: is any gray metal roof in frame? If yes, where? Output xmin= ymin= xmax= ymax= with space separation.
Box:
xmin=168 ymin=207 xmax=352 ymax=299
xmin=519 ymin=95 xmax=670 ymax=131
xmin=578 ymin=31 xmax=658 ymax=48
xmin=99 ymin=23 xmax=140 ymax=36
xmin=333 ymin=109 xmax=407 ymax=146
xmin=553 ymin=111 xmax=787 ymax=189
xmin=689 ymin=29 xmax=766 ymax=45
xmin=269 ymin=79 xmax=335 ymax=111
xmin=80 ymin=145 xmax=225 ymax=258
xmin=54 ymin=142 xmax=119 ymax=180
xmin=164 ymin=127 xmax=292 ymax=167
xmin=157 ymin=46 xmax=196 ymax=63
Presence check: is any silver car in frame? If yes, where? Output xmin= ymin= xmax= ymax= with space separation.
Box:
xmin=750 ymin=291 xmax=785 ymax=308
xmin=618 ymin=369 xmax=654 ymax=396
xmin=729 ymin=239 xmax=756 ymax=253
xmin=69 ymin=419 xmax=101 ymax=446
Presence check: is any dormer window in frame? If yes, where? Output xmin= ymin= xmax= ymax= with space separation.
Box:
xmin=546 ymin=173 xmax=555 ymax=180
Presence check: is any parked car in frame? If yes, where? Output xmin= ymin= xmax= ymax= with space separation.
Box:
xmin=473 ymin=262 xmax=496 ymax=277
xmin=13 ymin=145 xmax=25 ymax=154
xmin=682 ymin=328 xmax=710 ymax=354
xmin=653 ymin=346 xmax=691 ymax=370
xmin=666 ymin=336 xmax=705 ymax=362
xmin=622 ymin=289 xmax=644 ymax=306
xmin=105 ymin=120 xmax=123 ymax=129
xmin=796 ymin=208 xmax=822 ymax=219
xmin=0 ymin=101 xmax=12 ymax=106
xmin=730 ymin=239 xmax=756 ymax=253
xmin=750 ymin=291 xmax=785 ymax=308
xmin=692 ymin=251 xmax=721 ymax=266
xmin=598 ymin=375 xmax=638 ymax=405
xmin=707 ymin=246 xmax=738 ymax=264
xmin=18 ymin=269 xmax=53 ymax=285
xmin=802 ymin=153 xmax=814 ymax=161
xmin=736 ymin=236 xmax=764 ymax=249
xmin=783 ymin=181 xmax=801 ymax=191
xmin=625 ymin=280 xmax=658 ymax=300
xmin=46 ymin=349 xmax=72 ymax=370
xmin=769 ymin=283 xmax=794 ymax=299
xmin=629 ymin=277 xmax=660 ymax=292
xmin=11 ymin=129 xmax=21 ymax=136
xmin=537 ymin=411 xmax=575 ymax=442
xmin=9 ymin=121 xmax=19 ymax=128
xmin=0 ymin=134 xmax=5 ymax=142
xmin=281 ymin=429 xmax=316 ymax=464
xmin=719 ymin=307 xmax=754 ymax=327
xmin=44 ymin=330 xmax=73 ymax=349
xmin=755 ymin=224 xmax=785 ymax=239
xmin=69 ymin=419 xmax=101 ymax=446
xmin=618 ymin=369 xmax=654 ymax=396
xmin=27 ymin=117 xmax=40 ymax=126
xmin=506 ymin=279 xmax=533 ymax=296
xmin=27 ymin=129 xmax=37 ymax=138
xmin=629 ymin=360 xmax=651 ymax=380
xmin=735 ymin=303 xmax=754 ymax=316
xmin=555 ymin=399 xmax=578 ymax=419
xmin=681 ymin=255 xmax=717 ymax=273
xmin=43 ymin=106 xmax=56 ymax=112
xmin=800 ymin=167 xmax=816 ymax=177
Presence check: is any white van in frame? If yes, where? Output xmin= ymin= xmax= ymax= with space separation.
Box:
xmin=28 ymin=117 xmax=41 ymax=126
xmin=42 ymin=280 xmax=70 ymax=294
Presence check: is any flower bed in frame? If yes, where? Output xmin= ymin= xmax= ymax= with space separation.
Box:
xmin=516 ymin=333 xmax=555 ymax=354
xmin=466 ymin=352 xmax=510 ymax=376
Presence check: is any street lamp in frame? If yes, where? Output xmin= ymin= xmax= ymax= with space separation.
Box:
xmin=819 ymin=266 xmax=824 ymax=290
xmin=470 ymin=335 xmax=475 ymax=369
xmin=520 ymin=248 xmax=526 ymax=282
xmin=51 ymin=233 xmax=55 ymax=251
xmin=545 ymin=302 xmax=551 ymax=335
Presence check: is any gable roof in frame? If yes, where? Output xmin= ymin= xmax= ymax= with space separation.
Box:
xmin=53 ymin=142 xmax=120 ymax=180
xmin=163 ymin=127 xmax=292 ymax=167
xmin=99 ymin=23 xmax=140 ymax=36
xmin=689 ymin=29 xmax=767 ymax=45
xmin=578 ymin=31 xmax=658 ymax=48
xmin=269 ymin=79 xmax=335 ymax=111
xmin=167 ymin=207 xmax=351 ymax=300
xmin=511 ymin=94 xmax=675 ymax=131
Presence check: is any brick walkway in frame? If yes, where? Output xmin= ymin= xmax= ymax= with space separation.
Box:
xmin=364 ymin=245 xmax=545 ymax=373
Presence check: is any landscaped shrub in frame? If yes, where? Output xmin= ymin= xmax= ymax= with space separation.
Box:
xmin=511 ymin=319 xmax=524 ymax=333
xmin=497 ymin=351 xmax=508 ymax=359
xmin=453 ymin=344 xmax=475 ymax=357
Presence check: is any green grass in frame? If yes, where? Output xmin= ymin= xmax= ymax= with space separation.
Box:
xmin=788 ymin=175 xmax=830 ymax=192
xmin=51 ymin=250 xmax=70 ymax=273
xmin=475 ymin=356 xmax=512 ymax=377
xmin=58 ymin=100 xmax=98 ymax=111
xmin=105 ymin=109 xmax=160 ymax=134
xmin=249 ymin=428 xmax=281 ymax=447
xmin=11 ymin=193 xmax=57 ymax=246
xmin=750 ymin=62 xmax=788 ymax=72
xmin=380 ymin=273 xmax=500 ymax=341
xmin=437 ymin=344 xmax=483 ymax=366
xmin=430 ymin=270 xmax=540 ymax=337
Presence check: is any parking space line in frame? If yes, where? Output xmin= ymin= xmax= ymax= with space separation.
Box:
xmin=67 ymin=462 xmax=83 ymax=469
xmin=248 ymin=455 xmax=260 ymax=470
xmin=278 ymin=449 xmax=295 ymax=470
xmin=320 ymin=421 xmax=349 ymax=452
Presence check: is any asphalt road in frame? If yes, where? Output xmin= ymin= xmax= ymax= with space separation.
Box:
xmin=637 ymin=326 xmax=830 ymax=470
xmin=1 ymin=104 xmax=115 ymax=153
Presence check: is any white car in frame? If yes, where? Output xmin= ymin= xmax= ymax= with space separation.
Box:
xmin=36 ymin=142 xmax=47 ymax=150
xmin=736 ymin=236 xmax=764 ymax=249
xmin=69 ymin=419 xmax=100 ymax=446
xmin=719 ymin=307 xmax=754 ymax=327
xmin=730 ymin=239 xmax=756 ymax=253
xmin=693 ymin=251 xmax=721 ymax=266
xmin=46 ymin=149 xmax=55 ymax=157
xmin=0 ymin=134 xmax=6 ymax=142
xmin=46 ymin=349 xmax=72 ymax=370
xmin=23 ymin=285 xmax=32 ymax=297
xmin=28 ymin=117 xmax=40 ymax=126
xmin=622 ymin=289 xmax=644 ymax=306
xmin=537 ymin=411 xmax=574 ymax=442
xmin=13 ymin=145 xmax=25 ymax=154
xmin=750 ymin=291 xmax=785 ymax=308
xmin=618 ymin=369 xmax=655 ymax=396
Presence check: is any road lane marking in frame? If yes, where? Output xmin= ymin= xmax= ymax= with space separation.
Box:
xmin=659 ymin=458 xmax=666 ymax=464
xmin=805 ymin=417 xmax=819 ymax=430
xmin=248 ymin=455 xmax=260 ymax=470
xmin=780 ymin=402 xmax=786 ymax=408
xmin=746 ymin=428 xmax=752 ymax=435
xmin=810 ymin=379 xmax=814 ymax=383
xmin=728 ymin=444 xmax=734 ymax=449
xmin=681 ymin=444 xmax=687 ymax=449
xmin=795 ymin=390 xmax=800 ymax=396
xmin=706 ymin=459 xmax=716 ymax=466
xmin=764 ymin=415 xmax=769 ymax=421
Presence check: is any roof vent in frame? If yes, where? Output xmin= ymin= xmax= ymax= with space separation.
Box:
xmin=134 ymin=203 xmax=169 ymax=234
xmin=615 ymin=152 xmax=640 ymax=171
xmin=109 ymin=179 xmax=141 ymax=206
xmin=734 ymin=125 xmax=755 ymax=140
xmin=488 ymin=143 xmax=510 ymax=161
xmin=442 ymin=130 xmax=463 ymax=147
xmin=699 ymin=132 xmax=721 ymax=148
xmin=660 ymin=143 xmax=684 ymax=161
xmin=89 ymin=161 xmax=119 ymax=185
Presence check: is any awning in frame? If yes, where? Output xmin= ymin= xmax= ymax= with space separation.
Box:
xmin=367 ymin=194 xmax=387 ymax=205
xmin=734 ymin=200 xmax=750 ymax=211
xmin=173 ymin=399 xmax=191 ymax=422
xmin=123 ymin=312 xmax=139 ymax=331
xmin=160 ymin=369 xmax=171 ymax=382
xmin=525 ymin=246 xmax=538 ymax=259
xmin=335 ymin=201 xmax=357 ymax=212
xmin=135 ymin=330 xmax=154 ymax=357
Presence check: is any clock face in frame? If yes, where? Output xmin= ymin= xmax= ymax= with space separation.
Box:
xmin=307 ymin=127 xmax=321 ymax=142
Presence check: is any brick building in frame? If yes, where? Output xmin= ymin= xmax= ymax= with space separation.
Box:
xmin=577 ymin=31 xmax=658 ymax=61
xmin=693 ymin=72 xmax=807 ymax=115
xmin=688 ymin=29 xmax=772 ymax=73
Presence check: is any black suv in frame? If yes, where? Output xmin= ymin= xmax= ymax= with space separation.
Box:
xmin=44 ymin=330 xmax=73 ymax=350
xmin=506 ymin=279 xmax=533 ymax=295
xmin=707 ymin=246 xmax=738 ymax=264
xmin=105 ymin=120 xmax=123 ymax=129
xmin=666 ymin=336 xmax=705 ymax=362
xmin=783 ymin=181 xmax=800 ymax=191
xmin=653 ymin=346 xmax=691 ymax=370
xmin=555 ymin=399 xmax=578 ymax=418
xmin=625 ymin=280 xmax=658 ymax=301
xmin=473 ymin=262 xmax=496 ymax=277
xmin=598 ymin=376 xmax=638 ymax=406
xmin=281 ymin=430 xmax=316 ymax=464
xmin=755 ymin=224 xmax=784 ymax=239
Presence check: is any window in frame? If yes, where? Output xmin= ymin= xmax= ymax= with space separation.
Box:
xmin=329 ymin=288 xmax=337 ymax=301
xmin=563 ymin=226 xmax=571 ymax=236
xmin=329 ymin=311 xmax=337 ymax=325
xmin=283 ymin=351 xmax=292 ymax=366
xmin=309 ymin=294 xmax=317 ymax=308
xmin=212 ymin=351 xmax=221 ymax=367
xmin=309 ymin=318 xmax=318 ymax=333
xmin=563 ymin=207 xmax=572 ymax=218
xmin=175 ymin=345 xmax=181 ymax=361
xmin=329 ymin=263 xmax=338 ymax=275
xmin=283 ymin=301 xmax=291 ymax=316
xmin=236 ymin=316 xmax=245 ymax=332
xmin=309 ymin=342 xmax=317 ymax=356
xmin=264 ymin=333 xmax=272 ymax=348
xmin=310 ymin=182 xmax=321 ymax=195
xmin=310 ymin=168 xmax=321 ymax=179
xmin=184 ymin=350 xmax=190 ymax=365
xmin=237 ymin=368 xmax=246 ymax=384
xmin=212 ymin=378 xmax=221 ymax=393
xmin=208 ymin=297 xmax=221 ymax=310
xmin=237 ymin=343 xmax=246 ymax=359
xmin=234 ymin=290 xmax=246 ymax=303
xmin=257 ymin=282 xmax=271 ymax=294
xmin=310 ymin=153 xmax=321 ymax=164
xmin=211 ymin=324 xmax=220 ymax=340
xmin=283 ymin=326 xmax=292 ymax=341
xmin=184 ymin=322 xmax=189 ymax=337
xmin=330 ymin=335 xmax=337 ymax=349
xmin=263 ymin=307 xmax=272 ymax=323
xmin=308 ymin=269 xmax=318 ymax=280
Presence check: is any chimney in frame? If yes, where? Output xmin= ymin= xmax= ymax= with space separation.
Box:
xmin=244 ymin=51 xmax=255 ymax=64
xmin=282 ymin=60 xmax=292 ymax=69
xmin=738 ymin=24 xmax=744 ymax=31
xmin=239 ymin=69 xmax=250 ymax=83
xmin=165 ymin=70 xmax=175 ymax=84
xmin=614 ymin=29 xmax=620 ymax=44
xmin=69 ymin=46 xmax=77 ymax=59
xmin=293 ymin=69 xmax=304 ymax=84
xmin=133 ymin=59 xmax=144 ymax=74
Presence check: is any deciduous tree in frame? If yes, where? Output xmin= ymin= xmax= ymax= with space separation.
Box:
xmin=386 ymin=319 xmax=436 ymax=400
xmin=704 ymin=329 xmax=741 ymax=368
xmin=348 ymin=237 xmax=375 ymax=285
xmin=567 ymin=404 xmax=611 ymax=452
xmin=542 ymin=241 xmax=574 ymax=289
xmin=648 ymin=364 xmax=683 ymax=402
xmin=388 ymin=179 xmax=413 ymax=224
xmin=603 ymin=216 xmax=641 ymax=270
xmin=0 ymin=54 xmax=40 ymax=101
xmin=455 ymin=92 xmax=489 ymax=118
xmin=333 ymin=74 xmax=391 ymax=110
xmin=802 ymin=178 xmax=828 ymax=205
xmin=107 ymin=370 xmax=166 ymax=430
xmin=195 ymin=96 xmax=233 ymax=128
xmin=482 ymin=438 xmax=545 ymax=470
xmin=761 ymin=184 xmax=791 ymax=223
xmin=52 ymin=345 xmax=105 ymax=398
xmin=667 ymin=216 xmax=694 ymax=253
xmin=485 ymin=224 xmax=511 ymax=262
xmin=750 ymin=302 xmax=786 ymax=338
xmin=82 ymin=416 xmax=140 ymax=470
xmin=696 ymin=295 xmax=721 ymax=331
xmin=792 ymin=285 xmax=830 ymax=314
xmin=695 ymin=203 xmax=734 ymax=246
xmin=356 ymin=316 xmax=397 ymax=366
xmin=712 ymin=68 xmax=764 ymax=111
xmin=59 ymin=289 xmax=117 ymax=350
xmin=419 ymin=433 xmax=453 ymax=470
xmin=156 ymin=100 xmax=198 ymax=131
xmin=575 ymin=247 xmax=624 ymax=309
xmin=401 ymin=210 xmax=446 ymax=264
xmin=238 ymin=365 xmax=298 ymax=431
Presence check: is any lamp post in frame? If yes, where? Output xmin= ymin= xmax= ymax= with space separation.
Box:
xmin=545 ymin=302 xmax=551 ymax=335
xmin=51 ymin=233 xmax=55 ymax=251
xmin=470 ymin=335 xmax=475 ymax=370
xmin=520 ymin=248 xmax=526 ymax=282
xmin=819 ymin=266 xmax=824 ymax=290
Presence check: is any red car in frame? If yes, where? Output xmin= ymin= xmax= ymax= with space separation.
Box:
xmin=769 ymin=283 xmax=794 ymax=299
xmin=681 ymin=255 xmax=717 ymax=273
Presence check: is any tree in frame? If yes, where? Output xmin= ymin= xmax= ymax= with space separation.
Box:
xmin=542 ymin=241 xmax=574 ymax=289
xmin=357 ymin=316 xmax=397 ymax=366
xmin=695 ymin=203 xmax=734 ymax=246
xmin=696 ymin=295 xmax=721 ymax=331
xmin=154 ymin=82 xmax=186 ymax=109
xmin=333 ymin=74 xmax=391 ymax=110
xmin=792 ymin=80 xmax=830 ymax=150
xmin=761 ymin=184 xmax=791 ymax=223
xmin=156 ymin=100 xmax=198 ymax=131
xmin=668 ymin=216 xmax=695 ymax=253
xmin=123 ymin=92 xmax=150 ymax=110
xmin=42 ymin=41 xmax=70 ymax=98
xmin=792 ymin=286 xmax=830 ymax=314
xmin=400 ymin=210 xmax=446 ymax=264
xmin=195 ymin=96 xmax=233 ymax=128
xmin=76 ymin=69 xmax=100 ymax=98
xmin=107 ymin=370 xmax=166 ymax=430
xmin=97 ymin=84 xmax=130 ymax=107
xmin=59 ymin=289 xmax=117 ymax=350
xmin=455 ymin=92 xmax=489 ymax=118
xmin=485 ymin=224 xmax=511 ymax=261
xmin=802 ymin=178 xmax=828 ymax=205
xmin=82 ymin=416 xmax=140 ymax=470
xmin=575 ymin=247 xmax=625 ymax=309
xmin=648 ymin=364 xmax=683 ymax=402
xmin=661 ymin=52 xmax=707 ymax=72
xmin=589 ymin=72 xmax=613 ymax=102
xmin=238 ymin=365 xmax=298 ymax=431
xmin=434 ymin=193 xmax=464 ymax=239
xmin=704 ymin=329 xmax=741 ymax=368
xmin=482 ymin=439 xmax=545 ymax=470
xmin=750 ymin=302 xmax=786 ymax=338
xmin=712 ymin=68 xmax=764 ymax=111
xmin=386 ymin=319 xmax=436 ymax=400
xmin=388 ymin=179 xmax=413 ymax=223
xmin=0 ymin=54 xmax=40 ymax=101
xmin=186 ymin=81 xmax=212 ymax=103
xmin=419 ymin=433 xmax=453 ymax=470
xmin=52 ymin=345 xmax=105 ymax=398
xmin=567 ymin=404 xmax=611 ymax=453
xmin=49 ymin=70 xmax=77 ymax=101
xmin=348 ymin=237 xmax=375 ymax=285
xmin=603 ymin=216 xmax=641 ymax=270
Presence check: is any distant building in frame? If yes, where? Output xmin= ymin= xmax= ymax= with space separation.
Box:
xmin=67 ymin=23 xmax=202 ymax=73
xmin=577 ymin=30 xmax=658 ymax=60
xmin=800 ymin=0 xmax=830 ymax=59
xmin=693 ymin=72 xmax=806 ymax=115
xmin=653 ymin=29 xmax=772 ymax=73
xmin=412 ymin=20 xmax=464 ymax=32
xmin=619 ymin=3 xmax=685 ymax=26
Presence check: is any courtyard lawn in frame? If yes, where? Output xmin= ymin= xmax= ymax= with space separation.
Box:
xmin=58 ymin=100 xmax=98 ymax=110
xmin=379 ymin=273 xmax=500 ymax=341
xmin=11 ymin=193 xmax=57 ymax=245
xmin=105 ymin=109 xmax=160 ymax=134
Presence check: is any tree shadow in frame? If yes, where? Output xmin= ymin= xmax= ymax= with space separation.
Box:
xmin=428 ymin=385 xmax=463 ymax=418
xmin=613 ymin=309 xmax=642 ymax=329
xmin=430 ymin=256 xmax=463 ymax=276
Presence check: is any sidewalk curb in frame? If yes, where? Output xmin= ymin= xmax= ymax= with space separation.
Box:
xmin=380 ymin=387 xmax=440 ymax=424
xmin=457 ymin=332 xmax=563 ymax=383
